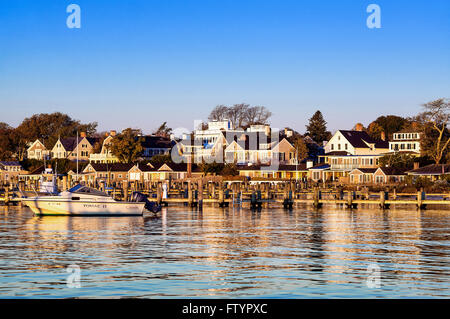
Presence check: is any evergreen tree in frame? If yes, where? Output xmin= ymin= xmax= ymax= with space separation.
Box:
xmin=305 ymin=110 xmax=331 ymax=144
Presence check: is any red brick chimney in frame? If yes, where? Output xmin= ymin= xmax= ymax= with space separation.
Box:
xmin=414 ymin=162 xmax=419 ymax=170
xmin=80 ymin=132 xmax=87 ymax=138
xmin=380 ymin=131 xmax=386 ymax=141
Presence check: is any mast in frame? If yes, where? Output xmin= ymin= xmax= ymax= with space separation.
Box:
xmin=76 ymin=131 xmax=79 ymax=182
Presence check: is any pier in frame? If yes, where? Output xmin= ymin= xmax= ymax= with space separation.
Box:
xmin=2 ymin=178 xmax=449 ymax=211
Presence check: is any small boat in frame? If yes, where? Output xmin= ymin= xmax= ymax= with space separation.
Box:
xmin=22 ymin=184 xmax=159 ymax=216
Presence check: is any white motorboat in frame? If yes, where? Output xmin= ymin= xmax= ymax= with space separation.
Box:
xmin=22 ymin=184 xmax=147 ymax=216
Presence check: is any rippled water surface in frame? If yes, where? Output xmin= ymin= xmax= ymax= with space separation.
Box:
xmin=0 ymin=205 xmax=449 ymax=298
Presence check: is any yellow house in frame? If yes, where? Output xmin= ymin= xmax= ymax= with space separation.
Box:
xmin=51 ymin=132 xmax=99 ymax=161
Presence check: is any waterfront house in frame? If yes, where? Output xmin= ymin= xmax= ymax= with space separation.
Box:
xmin=314 ymin=124 xmax=390 ymax=183
xmin=0 ymin=161 xmax=27 ymax=184
xmin=237 ymin=163 xmax=308 ymax=180
xmin=128 ymin=162 xmax=202 ymax=181
xmin=26 ymin=139 xmax=50 ymax=160
xmin=89 ymin=131 xmax=119 ymax=164
xmin=81 ymin=163 xmax=134 ymax=185
xmin=373 ymin=167 xmax=406 ymax=184
xmin=406 ymin=164 xmax=450 ymax=180
xmin=324 ymin=124 xmax=389 ymax=155
xmin=140 ymin=135 xmax=175 ymax=160
xmin=51 ymin=132 xmax=99 ymax=161
xmin=177 ymin=120 xmax=295 ymax=166
xmin=348 ymin=168 xmax=378 ymax=184
xmin=346 ymin=167 xmax=406 ymax=184
xmin=388 ymin=128 xmax=422 ymax=155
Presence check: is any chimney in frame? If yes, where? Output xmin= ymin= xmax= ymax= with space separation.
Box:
xmin=187 ymin=157 xmax=192 ymax=178
xmin=105 ymin=132 xmax=109 ymax=137
xmin=355 ymin=123 xmax=364 ymax=132
xmin=80 ymin=132 xmax=87 ymax=138
xmin=380 ymin=131 xmax=386 ymax=141
xmin=110 ymin=130 xmax=117 ymax=137
xmin=414 ymin=162 xmax=419 ymax=170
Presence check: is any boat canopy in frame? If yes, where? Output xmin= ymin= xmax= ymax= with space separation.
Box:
xmin=67 ymin=185 xmax=109 ymax=197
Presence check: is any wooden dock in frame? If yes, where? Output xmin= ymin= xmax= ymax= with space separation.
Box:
xmin=1 ymin=179 xmax=449 ymax=210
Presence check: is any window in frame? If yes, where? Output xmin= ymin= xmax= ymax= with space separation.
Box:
xmin=345 ymin=143 xmax=348 ymax=150
xmin=331 ymin=144 xmax=334 ymax=150
xmin=338 ymin=144 xmax=341 ymax=150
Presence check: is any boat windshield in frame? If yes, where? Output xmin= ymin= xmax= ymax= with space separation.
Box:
xmin=67 ymin=185 xmax=109 ymax=197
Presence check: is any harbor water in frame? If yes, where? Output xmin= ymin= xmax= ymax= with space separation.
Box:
xmin=0 ymin=205 xmax=449 ymax=298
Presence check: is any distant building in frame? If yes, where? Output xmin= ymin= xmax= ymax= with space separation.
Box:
xmin=324 ymin=128 xmax=389 ymax=155
xmin=313 ymin=126 xmax=390 ymax=183
xmin=406 ymin=164 xmax=450 ymax=180
xmin=176 ymin=120 xmax=296 ymax=166
xmin=81 ymin=163 xmax=135 ymax=185
xmin=89 ymin=131 xmax=119 ymax=164
xmin=0 ymin=161 xmax=27 ymax=183
xmin=237 ymin=164 xmax=308 ymax=180
xmin=140 ymin=135 xmax=175 ymax=160
xmin=26 ymin=139 xmax=50 ymax=160
xmin=389 ymin=129 xmax=421 ymax=155
xmin=51 ymin=132 xmax=99 ymax=161
xmin=129 ymin=162 xmax=202 ymax=182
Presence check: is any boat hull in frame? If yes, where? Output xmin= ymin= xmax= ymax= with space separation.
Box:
xmin=22 ymin=199 xmax=146 ymax=216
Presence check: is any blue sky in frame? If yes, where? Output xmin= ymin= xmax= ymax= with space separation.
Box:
xmin=0 ymin=0 xmax=449 ymax=134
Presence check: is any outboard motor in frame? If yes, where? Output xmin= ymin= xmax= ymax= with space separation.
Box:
xmin=131 ymin=192 xmax=161 ymax=213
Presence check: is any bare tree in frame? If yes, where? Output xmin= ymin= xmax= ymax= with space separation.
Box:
xmin=418 ymin=98 xmax=450 ymax=164
xmin=207 ymin=103 xmax=272 ymax=129
xmin=208 ymin=105 xmax=229 ymax=122
xmin=227 ymin=104 xmax=249 ymax=128
xmin=247 ymin=106 xmax=272 ymax=125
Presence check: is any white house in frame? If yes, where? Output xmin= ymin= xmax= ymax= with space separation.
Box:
xmin=389 ymin=130 xmax=421 ymax=155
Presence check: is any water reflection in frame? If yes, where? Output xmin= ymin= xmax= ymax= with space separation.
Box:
xmin=0 ymin=205 xmax=449 ymax=298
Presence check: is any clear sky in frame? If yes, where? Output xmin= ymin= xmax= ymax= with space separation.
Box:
xmin=0 ymin=0 xmax=449 ymax=135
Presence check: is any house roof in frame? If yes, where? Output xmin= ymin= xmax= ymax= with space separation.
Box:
xmin=406 ymin=164 xmax=450 ymax=176
xmin=141 ymin=136 xmax=174 ymax=149
xmin=88 ymin=163 xmax=135 ymax=172
xmin=351 ymin=168 xmax=378 ymax=174
xmin=377 ymin=167 xmax=406 ymax=176
xmin=0 ymin=161 xmax=22 ymax=167
xmin=237 ymin=163 xmax=308 ymax=171
xmin=324 ymin=151 xmax=351 ymax=156
xmin=156 ymin=162 xmax=201 ymax=172
xmin=59 ymin=137 xmax=99 ymax=152
xmin=27 ymin=139 xmax=46 ymax=151
xmin=309 ymin=163 xmax=330 ymax=170
xmin=339 ymin=130 xmax=389 ymax=149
